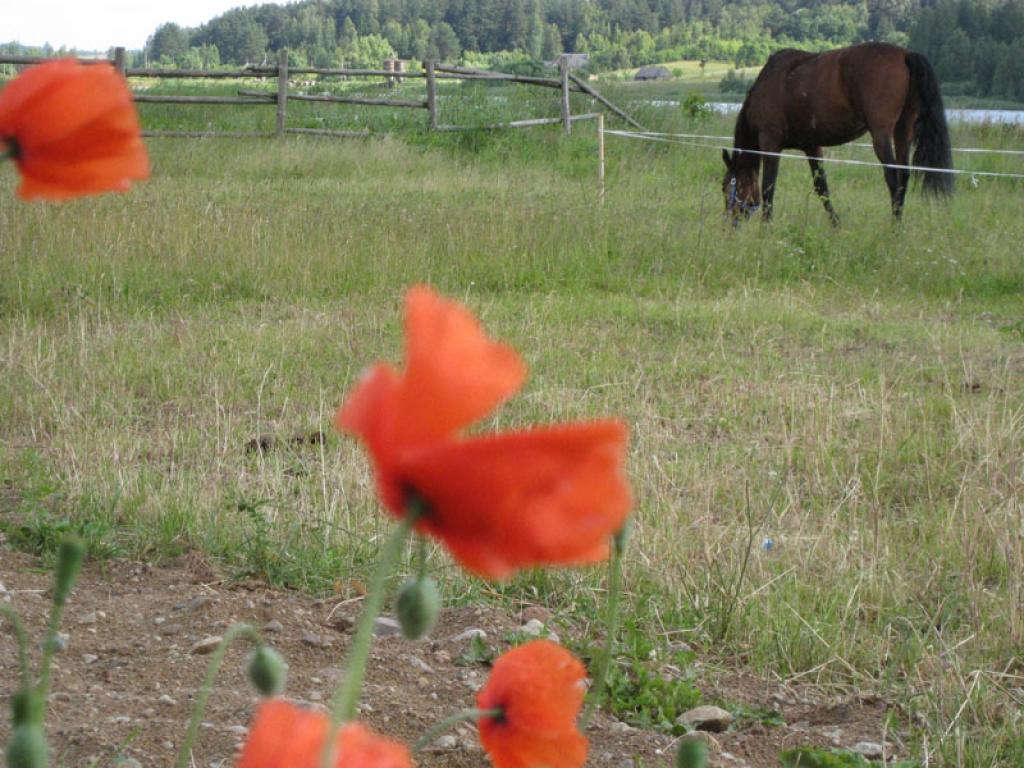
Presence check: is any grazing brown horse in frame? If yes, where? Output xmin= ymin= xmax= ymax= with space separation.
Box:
xmin=722 ymin=42 xmax=953 ymax=224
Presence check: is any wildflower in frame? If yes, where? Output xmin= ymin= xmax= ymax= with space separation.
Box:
xmin=476 ymin=640 xmax=587 ymax=768
xmin=336 ymin=286 xmax=631 ymax=579
xmin=0 ymin=59 xmax=149 ymax=200
xmin=237 ymin=699 xmax=410 ymax=768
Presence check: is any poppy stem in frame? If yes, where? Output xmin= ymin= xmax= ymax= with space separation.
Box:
xmin=323 ymin=509 xmax=421 ymax=767
xmin=0 ymin=144 xmax=13 ymax=161
xmin=412 ymin=708 xmax=503 ymax=753
xmin=36 ymin=537 xmax=84 ymax=710
xmin=416 ymin=535 xmax=428 ymax=580
xmin=0 ymin=604 xmax=32 ymax=693
xmin=581 ymin=526 xmax=627 ymax=727
xmin=174 ymin=624 xmax=262 ymax=768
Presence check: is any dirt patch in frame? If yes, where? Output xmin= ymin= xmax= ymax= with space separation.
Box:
xmin=0 ymin=547 xmax=901 ymax=767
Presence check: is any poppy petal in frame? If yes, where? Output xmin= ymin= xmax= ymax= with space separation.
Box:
xmin=399 ymin=421 xmax=631 ymax=579
xmin=237 ymin=700 xmax=411 ymax=768
xmin=0 ymin=59 xmax=149 ymax=200
xmin=395 ymin=285 xmax=526 ymax=443
xmin=476 ymin=641 xmax=588 ymax=768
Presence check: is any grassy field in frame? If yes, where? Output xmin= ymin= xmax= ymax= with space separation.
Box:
xmin=2 ymin=82 xmax=1024 ymax=765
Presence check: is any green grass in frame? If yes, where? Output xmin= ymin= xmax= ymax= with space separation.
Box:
xmin=2 ymin=84 xmax=1024 ymax=766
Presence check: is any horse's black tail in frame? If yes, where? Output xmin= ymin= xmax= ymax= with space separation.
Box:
xmin=906 ymin=52 xmax=954 ymax=196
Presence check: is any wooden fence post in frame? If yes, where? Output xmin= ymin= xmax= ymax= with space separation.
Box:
xmin=559 ymin=55 xmax=571 ymax=135
xmin=597 ymin=113 xmax=605 ymax=203
xmin=113 ymin=47 xmax=126 ymax=76
xmin=425 ymin=60 xmax=438 ymax=130
xmin=276 ymin=49 xmax=288 ymax=137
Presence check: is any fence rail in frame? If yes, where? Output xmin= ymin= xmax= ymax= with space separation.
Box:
xmin=0 ymin=49 xmax=641 ymax=138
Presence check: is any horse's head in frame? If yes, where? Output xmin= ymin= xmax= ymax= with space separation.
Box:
xmin=721 ymin=149 xmax=761 ymax=223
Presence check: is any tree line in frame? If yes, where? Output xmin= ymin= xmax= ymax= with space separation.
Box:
xmin=3 ymin=0 xmax=1023 ymax=101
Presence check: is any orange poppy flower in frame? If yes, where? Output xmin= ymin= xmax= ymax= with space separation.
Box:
xmin=476 ymin=640 xmax=588 ymax=768
xmin=0 ymin=59 xmax=149 ymax=200
xmin=237 ymin=699 xmax=411 ymax=768
xmin=336 ymin=286 xmax=631 ymax=579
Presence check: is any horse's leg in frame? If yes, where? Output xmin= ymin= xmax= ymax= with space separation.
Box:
xmin=870 ymin=129 xmax=902 ymax=218
xmin=760 ymin=149 xmax=781 ymax=221
xmin=893 ymin=122 xmax=914 ymax=214
xmin=806 ymin=148 xmax=839 ymax=226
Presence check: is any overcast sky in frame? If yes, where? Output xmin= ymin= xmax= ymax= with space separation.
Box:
xmin=2 ymin=1 xmax=270 ymax=52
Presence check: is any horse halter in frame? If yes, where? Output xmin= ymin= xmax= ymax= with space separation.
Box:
xmin=726 ymin=175 xmax=760 ymax=219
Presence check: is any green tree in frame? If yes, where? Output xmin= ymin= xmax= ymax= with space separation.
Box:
xmin=542 ymin=23 xmax=564 ymax=59
xmin=146 ymin=23 xmax=189 ymax=64
xmin=431 ymin=22 xmax=462 ymax=62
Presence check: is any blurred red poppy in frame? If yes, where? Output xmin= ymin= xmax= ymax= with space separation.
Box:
xmin=476 ymin=640 xmax=588 ymax=768
xmin=336 ymin=286 xmax=631 ymax=579
xmin=237 ymin=699 xmax=411 ymax=768
xmin=0 ymin=58 xmax=149 ymax=200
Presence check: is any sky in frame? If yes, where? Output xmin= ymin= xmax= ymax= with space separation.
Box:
xmin=1 ymin=1 xmax=262 ymax=52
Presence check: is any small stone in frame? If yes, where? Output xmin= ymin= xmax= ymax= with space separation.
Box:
xmin=519 ymin=618 xmax=546 ymax=636
xmin=113 ymin=759 xmax=142 ymax=768
xmin=158 ymin=694 xmax=177 ymax=706
xmin=668 ymin=640 xmax=694 ymax=654
xmin=78 ymin=612 xmax=99 ymax=625
xmin=159 ymin=623 xmax=184 ymax=636
xmin=82 ymin=654 xmax=99 ymax=665
xmin=228 ymin=725 xmax=248 ymax=736
xmin=153 ymin=616 xmax=166 ymax=625
xmin=609 ymin=720 xmax=635 ymax=734
xmin=449 ymin=628 xmax=486 ymax=643
xmin=190 ymin=636 xmax=223 ymax=655
xmin=851 ymin=742 xmax=885 ymax=760
xmin=162 ymin=741 xmax=174 ymax=750
xmin=302 ymin=631 xmax=330 ymax=648
xmin=820 ymin=727 xmax=844 ymax=744
xmin=373 ymin=617 xmax=402 ymax=638
xmin=308 ymin=691 xmax=323 ymax=702
xmin=434 ymin=649 xmax=452 ymax=664
xmin=676 ymin=705 xmax=733 ymax=733
xmin=38 ymin=633 xmax=70 ymax=653
xmin=408 ymin=655 xmax=435 ymax=674
xmin=324 ymin=614 xmax=354 ymax=632
xmin=262 ymin=620 xmax=284 ymax=633
xmin=176 ymin=595 xmax=212 ymax=613
xmin=520 ymin=605 xmax=551 ymax=624
xmin=427 ymin=735 xmax=458 ymax=753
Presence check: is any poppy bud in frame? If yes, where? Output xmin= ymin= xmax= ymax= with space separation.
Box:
xmin=675 ymin=738 xmax=708 ymax=768
xmin=5 ymin=724 xmax=48 ymax=768
xmin=10 ymin=692 xmax=43 ymax=728
xmin=53 ymin=537 xmax=85 ymax=606
xmin=613 ymin=519 xmax=632 ymax=556
xmin=247 ymin=646 xmax=287 ymax=697
xmin=395 ymin=576 xmax=440 ymax=640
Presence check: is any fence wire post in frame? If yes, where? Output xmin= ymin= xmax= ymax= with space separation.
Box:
xmin=425 ymin=60 xmax=438 ymax=130
xmin=597 ymin=113 xmax=605 ymax=203
xmin=276 ymin=49 xmax=288 ymax=137
xmin=113 ymin=47 xmax=126 ymax=77
xmin=559 ymin=55 xmax=571 ymax=135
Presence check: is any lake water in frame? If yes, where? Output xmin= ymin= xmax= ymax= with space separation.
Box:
xmin=641 ymin=100 xmax=1024 ymax=125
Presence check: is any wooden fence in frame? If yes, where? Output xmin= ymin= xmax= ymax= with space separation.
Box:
xmin=0 ymin=49 xmax=642 ymax=138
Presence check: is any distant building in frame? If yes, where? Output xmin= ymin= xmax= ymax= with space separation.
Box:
xmin=544 ymin=53 xmax=590 ymax=70
xmin=634 ymin=66 xmax=671 ymax=81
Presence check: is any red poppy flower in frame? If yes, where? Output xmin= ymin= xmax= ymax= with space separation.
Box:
xmin=336 ymin=286 xmax=631 ymax=579
xmin=237 ymin=699 xmax=411 ymax=768
xmin=0 ymin=59 xmax=149 ymax=200
xmin=476 ymin=640 xmax=588 ymax=768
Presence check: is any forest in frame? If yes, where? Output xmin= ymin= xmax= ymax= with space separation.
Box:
xmin=3 ymin=0 xmax=1024 ymax=101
